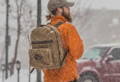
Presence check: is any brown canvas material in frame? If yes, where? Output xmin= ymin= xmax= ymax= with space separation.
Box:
xmin=29 ymin=25 xmax=66 ymax=69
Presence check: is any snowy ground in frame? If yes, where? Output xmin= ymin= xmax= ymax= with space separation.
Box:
xmin=0 ymin=69 xmax=43 ymax=82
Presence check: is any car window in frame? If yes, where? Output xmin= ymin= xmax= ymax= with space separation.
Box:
xmin=83 ymin=47 xmax=109 ymax=60
xmin=83 ymin=48 xmax=100 ymax=59
xmin=109 ymin=48 xmax=120 ymax=60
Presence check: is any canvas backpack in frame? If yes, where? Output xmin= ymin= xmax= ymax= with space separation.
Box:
xmin=29 ymin=22 xmax=67 ymax=70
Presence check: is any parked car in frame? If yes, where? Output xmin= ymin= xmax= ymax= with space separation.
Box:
xmin=77 ymin=43 xmax=120 ymax=82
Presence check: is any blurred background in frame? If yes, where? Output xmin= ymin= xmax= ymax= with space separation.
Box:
xmin=0 ymin=0 xmax=120 ymax=82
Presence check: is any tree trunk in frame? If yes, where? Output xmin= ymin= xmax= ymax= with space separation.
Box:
xmin=10 ymin=15 xmax=21 ymax=75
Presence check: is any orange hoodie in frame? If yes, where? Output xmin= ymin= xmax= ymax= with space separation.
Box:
xmin=43 ymin=16 xmax=84 ymax=82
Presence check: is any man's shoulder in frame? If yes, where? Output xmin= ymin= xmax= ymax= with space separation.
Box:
xmin=60 ymin=22 xmax=75 ymax=30
xmin=63 ymin=22 xmax=74 ymax=26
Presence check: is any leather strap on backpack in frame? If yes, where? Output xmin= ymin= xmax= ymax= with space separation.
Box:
xmin=53 ymin=22 xmax=64 ymax=28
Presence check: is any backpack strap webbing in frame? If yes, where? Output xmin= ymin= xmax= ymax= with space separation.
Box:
xmin=53 ymin=22 xmax=64 ymax=28
xmin=54 ymin=22 xmax=69 ymax=60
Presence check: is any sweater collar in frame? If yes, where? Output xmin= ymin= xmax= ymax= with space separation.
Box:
xmin=50 ymin=16 xmax=67 ymax=25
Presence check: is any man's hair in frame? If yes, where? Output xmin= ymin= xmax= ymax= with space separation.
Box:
xmin=46 ymin=8 xmax=57 ymax=21
xmin=51 ymin=8 xmax=58 ymax=15
xmin=46 ymin=7 xmax=72 ymax=22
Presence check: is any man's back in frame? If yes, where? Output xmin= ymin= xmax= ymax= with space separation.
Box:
xmin=43 ymin=16 xmax=84 ymax=82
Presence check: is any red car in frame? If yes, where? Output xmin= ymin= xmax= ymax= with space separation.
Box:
xmin=77 ymin=44 xmax=120 ymax=82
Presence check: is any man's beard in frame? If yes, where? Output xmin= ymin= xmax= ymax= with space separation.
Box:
xmin=62 ymin=12 xmax=72 ymax=22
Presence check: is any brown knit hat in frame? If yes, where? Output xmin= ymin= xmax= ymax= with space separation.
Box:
xmin=48 ymin=0 xmax=74 ymax=12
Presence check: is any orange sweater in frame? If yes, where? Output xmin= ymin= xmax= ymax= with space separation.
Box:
xmin=43 ymin=16 xmax=84 ymax=82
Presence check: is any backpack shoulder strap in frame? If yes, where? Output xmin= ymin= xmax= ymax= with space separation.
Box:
xmin=53 ymin=22 xmax=64 ymax=28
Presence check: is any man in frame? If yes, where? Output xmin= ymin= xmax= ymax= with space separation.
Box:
xmin=43 ymin=0 xmax=84 ymax=82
